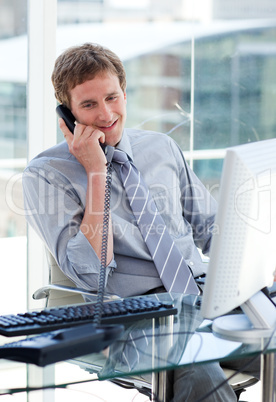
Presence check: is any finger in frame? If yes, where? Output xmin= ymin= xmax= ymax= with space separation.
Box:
xmin=76 ymin=125 xmax=105 ymax=147
xmin=94 ymin=128 xmax=106 ymax=145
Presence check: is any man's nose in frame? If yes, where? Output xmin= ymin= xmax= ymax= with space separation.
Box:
xmin=98 ymin=103 xmax=112 ymax=122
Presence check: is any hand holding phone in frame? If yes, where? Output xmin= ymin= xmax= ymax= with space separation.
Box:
xmin=56 ymin=104 xmax=106 ymax=151
xmin=56 ymin=104 xmax=113 ymax=164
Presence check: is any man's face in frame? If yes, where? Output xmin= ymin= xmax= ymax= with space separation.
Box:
xmin=70 ymin=72 xmax=127 ymax=146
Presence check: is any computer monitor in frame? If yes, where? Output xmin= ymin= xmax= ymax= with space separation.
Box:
xmin=201 ymin=138 xmax=276 ymax=342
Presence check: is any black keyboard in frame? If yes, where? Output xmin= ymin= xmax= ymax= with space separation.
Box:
xmin=0 ymin=323 xmax=124 ymax=366
xmin=0 ymin=296 xmax=177 ymax=337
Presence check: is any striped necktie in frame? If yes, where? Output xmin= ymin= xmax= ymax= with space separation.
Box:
xmin=112 ymin=149 xmax=199 ymax=295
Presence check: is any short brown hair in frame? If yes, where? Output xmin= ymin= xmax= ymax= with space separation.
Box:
xmin=51 ymin=43 xmax=126 ymax=107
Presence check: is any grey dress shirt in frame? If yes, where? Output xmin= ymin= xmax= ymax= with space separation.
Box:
xmin=22 ymin=128 xmax=217 ymax=297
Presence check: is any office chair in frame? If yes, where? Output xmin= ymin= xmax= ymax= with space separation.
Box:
xmin=33 ymin=249 xmax=96 ymax=307
xmin=33 ymin=249 xmax=259 ymax=401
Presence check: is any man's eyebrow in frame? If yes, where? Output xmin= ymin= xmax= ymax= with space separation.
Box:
xmin=105 ymin=91 xmax=120 ymax=98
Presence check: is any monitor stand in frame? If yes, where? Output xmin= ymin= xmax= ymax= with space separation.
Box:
xmin=212 ymin=291 xmax=276 ymax=343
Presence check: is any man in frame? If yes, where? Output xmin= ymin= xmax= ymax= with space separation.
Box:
xmin=23 ymin=43 xmax=216 ymax=298
xmin=22 ymin=43 xmax=242 ymax=401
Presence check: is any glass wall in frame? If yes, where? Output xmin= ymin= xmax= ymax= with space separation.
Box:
xmin=0 ymin=82 xmax=26 ymax=157
xmin=124 ymin=23 xmax=276 ymax=193
xmin=0 ymin=1 xmax=27 ymax=314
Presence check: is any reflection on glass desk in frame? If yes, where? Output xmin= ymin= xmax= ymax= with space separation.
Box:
xmin=73 ymin=293 xmax=275 ymax=377
xmin=0 ymin=293 xmax=275 ymax=401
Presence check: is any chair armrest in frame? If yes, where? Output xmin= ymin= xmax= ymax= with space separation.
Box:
xmin=32 ymin=284 xmax=120 ymax=301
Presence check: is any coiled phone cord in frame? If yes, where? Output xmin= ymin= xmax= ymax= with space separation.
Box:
xmin=93 ymin=161 xmax=113 ymax=325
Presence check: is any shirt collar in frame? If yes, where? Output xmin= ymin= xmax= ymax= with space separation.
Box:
xmin=115 ymin=129 xmax=133 ymax=161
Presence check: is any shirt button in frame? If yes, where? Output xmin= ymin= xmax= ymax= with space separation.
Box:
xmin=189 ymin=261 xmax=194 ymax=266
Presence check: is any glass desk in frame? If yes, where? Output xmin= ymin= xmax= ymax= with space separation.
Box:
xmin=0 ymin=293 xmax=275 ymax=401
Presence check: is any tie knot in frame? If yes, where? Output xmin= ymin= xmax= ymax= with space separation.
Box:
xmin=112 ymin=149 xmax=130 ymax=165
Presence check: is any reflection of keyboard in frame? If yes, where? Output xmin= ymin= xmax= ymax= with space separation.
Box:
xmin=0 ymin=323 xmax=124 ymax=366
xmin=0 ymin=296 xmax=177 ymax=337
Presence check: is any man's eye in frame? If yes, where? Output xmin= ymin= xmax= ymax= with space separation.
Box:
xmin=83 ymin=103 xmax=95 ymax=109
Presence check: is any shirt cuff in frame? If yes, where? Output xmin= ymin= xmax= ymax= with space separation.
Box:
xmin=67 ymin=230 xmax=117 ymax=275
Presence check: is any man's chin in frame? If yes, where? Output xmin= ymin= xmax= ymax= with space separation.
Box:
xmin=105 ymin=132 xmax=123 ymax=147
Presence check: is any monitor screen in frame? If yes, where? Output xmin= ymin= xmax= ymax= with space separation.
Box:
xmin=201 ymin=138 xmax=276 ymax=342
